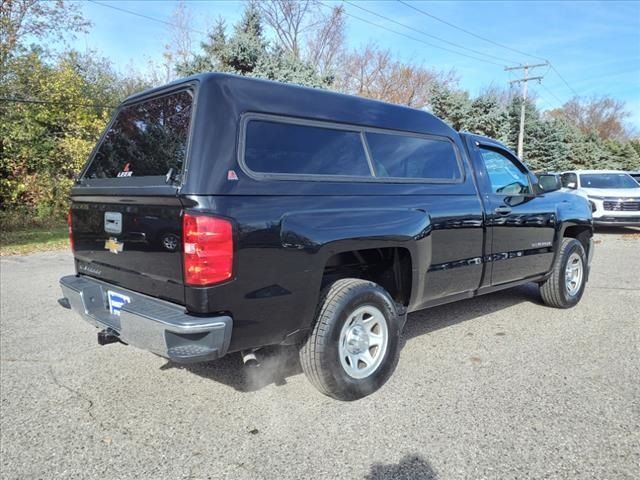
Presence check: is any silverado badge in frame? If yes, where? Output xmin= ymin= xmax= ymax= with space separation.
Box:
xmin=104 ymin=237 xmax=124 ymax=254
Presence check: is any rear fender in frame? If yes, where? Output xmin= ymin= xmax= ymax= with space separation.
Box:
xmin=280 ymin=208 xmax=432 ymax=315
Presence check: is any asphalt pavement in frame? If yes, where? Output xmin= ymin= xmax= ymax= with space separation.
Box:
xmin=1 ymin=229 xmax=639 ymax=479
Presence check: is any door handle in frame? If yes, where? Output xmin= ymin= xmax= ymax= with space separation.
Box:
xmin=494 ymin=205 xmax=512 ymax=215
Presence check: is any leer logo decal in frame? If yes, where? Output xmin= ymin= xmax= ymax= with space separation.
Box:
xmin=104 ymin=237 xmax=124 ymax=254
xmin=117 ymin=163 xmax=133 ymax=177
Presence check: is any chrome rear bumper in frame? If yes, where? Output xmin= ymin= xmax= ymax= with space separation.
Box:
xmin=59 ymin=275 xmax=232 ymax=363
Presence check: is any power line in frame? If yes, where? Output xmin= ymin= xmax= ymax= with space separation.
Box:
xmin=549 ymin=64 xmax=579 ymax=97
xmin=397 ymin=0 xmax=581 ymax=98
xmin=318 ymin=2 xmax=505 ymax=67
xmin=0 ymin=97 xmax=116 ymax=109
xmin=546 ymin=66 xmax=640 ymax=89
xmin=532 ymin=92 xmax=555 ymax=110
xmin=92 ymin=0 xmax=509 ymax=68
xmin=88 ymin=0 xmax=208 ymax=36
xmin=342 ymin=0 xmax=520 ymax=65
xmin=90 ymin=0 xmax=582 ymax=99
xmin=530 ymin=63 xmax=565 ymax=106
xmin=397 ymin=0 xmax=547 ymax=63
xmin=539 ymin=83 xmax=564 ymax=104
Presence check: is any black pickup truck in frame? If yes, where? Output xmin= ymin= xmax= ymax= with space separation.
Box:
xmin=59 ymin=73 xmax=593 ymax=400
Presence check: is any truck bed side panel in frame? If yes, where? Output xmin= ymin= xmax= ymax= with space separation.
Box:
xmin=182 ymin=193 xmax=484 ymax=353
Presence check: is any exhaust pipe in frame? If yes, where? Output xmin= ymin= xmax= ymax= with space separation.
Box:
xmin=97 ymin=329 xmax=121 ymax=346
xmin=241 ymin=349 xmax=260 ymax=367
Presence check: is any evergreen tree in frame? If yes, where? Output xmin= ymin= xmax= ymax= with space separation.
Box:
xmin=253 ymin=45 xmax=333 ymax=87
xmin=428 ymin=84 xmax=470 ymax=131
xmin=222 ymin=4 xmax=266 ymax=74
xmin=622 ymin=142 xmax=640 ymax=170
xmin=630 ymin=139 xmax=640 ymax=159
xmin=176 ymin=4 xmax=330 ymax=88
xmin=570 ymin=133 xmax=609 ymax=170
xmin=603 ymin=140 xmax=640 ymax=170
xmin=525 ymin=119 xmax=570 ymax=172
xmin=464 ymin=94 xmax=508 ymax=142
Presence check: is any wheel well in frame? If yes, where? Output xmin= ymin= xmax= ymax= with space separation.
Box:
xmin=322 ymin=247 xmax=412 ymax=306
xmin=563 ymin=225 xmax=592 ymax=255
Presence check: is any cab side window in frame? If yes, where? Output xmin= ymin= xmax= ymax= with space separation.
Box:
xmin=479 ymin=147 xmax=531 ymax=195
xmin=365 ymin=132 xmax=461 ymax=181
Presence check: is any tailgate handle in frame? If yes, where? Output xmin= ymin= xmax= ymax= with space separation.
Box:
xmin=104 ymin=212 xmax=123 ymax=234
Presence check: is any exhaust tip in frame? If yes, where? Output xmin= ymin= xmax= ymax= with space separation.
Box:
xmin=241 ymin=350 xmax=260 ymax=367
xmin=97 ymin=329 xmax=120 ymax=346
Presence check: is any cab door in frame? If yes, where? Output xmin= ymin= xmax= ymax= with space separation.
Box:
xmin=469 ymin=141 xmax=557 ymax=286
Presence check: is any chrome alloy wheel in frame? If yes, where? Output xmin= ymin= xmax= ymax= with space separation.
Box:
xmin=338 ymin=305 xmax=389 ymax=379
xmin=565 ymin=252 xmax=583 ymax=297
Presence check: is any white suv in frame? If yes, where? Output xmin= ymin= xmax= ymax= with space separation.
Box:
xmin=561 ymin=170 xmax=640 ymax=227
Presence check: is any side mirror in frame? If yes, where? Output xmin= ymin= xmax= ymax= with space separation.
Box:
xmin=537 ymin=174 xmax=562 ymax=193
xmin=566 ymin=181 xmax=577 ymax=189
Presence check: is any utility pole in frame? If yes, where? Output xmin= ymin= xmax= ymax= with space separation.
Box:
xmin=506 ymin=62 xmax=548 ymax=159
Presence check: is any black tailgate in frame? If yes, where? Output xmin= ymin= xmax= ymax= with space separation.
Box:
xmin=71 ymin=196 xmax=185 ymax=304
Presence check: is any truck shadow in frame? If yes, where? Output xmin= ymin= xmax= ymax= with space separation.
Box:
xmin=166 ymin=283 xmax=542 ymax=393
xmin=401 ymin=283 xmax=541 ymax=342
xmin=366 ymin=454 xmax=438 ymax=480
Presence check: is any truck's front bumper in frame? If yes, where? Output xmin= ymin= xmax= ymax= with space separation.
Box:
xmin=59 ymin=275 xmax=232 ymax=363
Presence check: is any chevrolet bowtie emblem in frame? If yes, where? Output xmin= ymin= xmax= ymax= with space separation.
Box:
xmin=104 ymin=237 xmax=124 ymax=254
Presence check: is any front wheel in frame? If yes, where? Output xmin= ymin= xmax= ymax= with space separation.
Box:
xmin=539 ymin=238 xmax=587 ymax=308
xmin=299 ymin=279 xmax=402 ymax=401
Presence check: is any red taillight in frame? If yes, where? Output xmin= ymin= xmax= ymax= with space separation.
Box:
xmin=183 ymin=213 xmax=233 ymax=286
xmin=67 ymin=208 xmax=74 ymax=252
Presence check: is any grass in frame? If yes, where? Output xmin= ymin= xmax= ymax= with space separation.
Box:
xmin=0 ymin=224 xmax=69 ymax=256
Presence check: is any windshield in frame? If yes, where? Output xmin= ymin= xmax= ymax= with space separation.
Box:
xmin=580 ymin=173 xmax=638 ymax=189
xmin=84 ymin=89 xmax=193 ymax=181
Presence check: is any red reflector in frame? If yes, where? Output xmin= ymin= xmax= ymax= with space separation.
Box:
xmin=183 ymin=213 xmax=233 ymax=286
xmin=67 ymin=208 xmax=74 ymax=252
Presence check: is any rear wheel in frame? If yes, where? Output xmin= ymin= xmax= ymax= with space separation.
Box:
xmin=299 ymin=278 xmax=401 ymax=401
xmin=539 ymin=238 xmax=587 ymax=308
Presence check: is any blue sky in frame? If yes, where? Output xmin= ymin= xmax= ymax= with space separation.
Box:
xmin=71 ymin=0 xmax=640 ymax=127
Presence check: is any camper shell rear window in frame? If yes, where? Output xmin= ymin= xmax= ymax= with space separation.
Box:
xmin=83 ymin=89 xmax=193 ymax=184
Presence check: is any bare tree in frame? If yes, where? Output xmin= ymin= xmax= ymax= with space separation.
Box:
xmin=478 ymin=84 xmax=514 ymax=107
xmin=549 ymin=95 xmax=632 ymax=141
xmin=336 ymin=44 xmax=456 ymax=109
xmin=305 ymin=5 xmax=345 ymax=76
xmin=253 ymin=0 xmax=314 ymax=60
xmin=254 ymin=0 xmax=345 ymax=76
xmin=171 ymin=0 xmax=194 ymax=67
xmin=161 ymin=0 xmax=194 ymax=82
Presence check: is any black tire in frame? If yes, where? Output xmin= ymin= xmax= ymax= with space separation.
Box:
xmin=299 ymin=278 xmax=401 ymax=401
xmin=539 ymin=238 xmax=587 ymax=308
